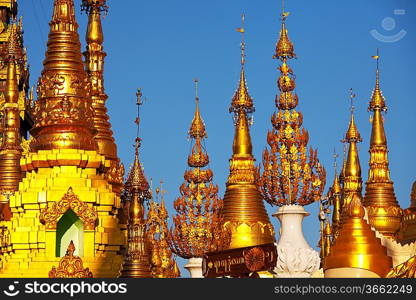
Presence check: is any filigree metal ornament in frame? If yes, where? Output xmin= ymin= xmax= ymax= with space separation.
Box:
xmin=39 ymin=187 xmax=98 ymax=230
xmin=244 ymin=247 xmax=265 ymax=272
xmin=258 ymin=13 xmax=326 ymax=207
xmin=169 ymin=85 xmax=230 ymax=258
xmin=49 ymin=241 xmax=93 ymax=278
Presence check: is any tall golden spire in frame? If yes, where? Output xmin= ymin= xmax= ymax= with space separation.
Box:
xmin=170 ymin=80 xmax=229 ymax=258
xmin=258 ymin=4 xmax=326 ymax=207
xmin=30 ymin=0 xmax=96 ymax=152
xmin=341 ymin=90 xmax=362 ymax=209
xmin=330 ymin=150 xmax=342 ymax=236
xmin=222 ymin=15 xmax=274 ymax=249
xmin=0 ymin=26 xmax=22 ymax=220
xmin=120 ymin=97 xmax=152 ymax=278
xmin=81 ymin=0 xmax=117 ymax=160
xmin=338 ymin=143 xmax=347 ymax=207
xmin=363 ymin=52 xmax=402 ymax=237
xmin=324 ymin=193 xmax=392 ymax=278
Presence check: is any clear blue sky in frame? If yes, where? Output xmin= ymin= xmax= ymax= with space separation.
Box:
xmin=20 ymin=0 xmax=415 ymax=277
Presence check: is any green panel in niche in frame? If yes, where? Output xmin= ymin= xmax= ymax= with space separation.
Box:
xmin=56 ymin=209 xmax=84 ymax=257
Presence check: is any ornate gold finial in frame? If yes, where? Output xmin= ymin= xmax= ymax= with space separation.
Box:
xmin=30 ymin=0 xmax=96 ymax=152
xmin=345 ymin=89 xmax=362 ymax=142
xmin=188 ymin=79 xmax=207 ymax=139
xmin=170 ymin=85 xmax=229 ymax=258
xmin=230 ymin=14 xmax=254 ymax=114
xmin=124 ymin=90 xmax=151 ymax=198
xmin=363 ymin=52 xmax=402 ymax=237
xmin=0 ymin=26 xmax=23 ymax=219
xmin=274 ymin=0 xmax=295 ymax=59
xmin=222 ymin=18 xmax=274 ymax=249
xmin=258 ymin=2 xmax=326 ymax=207
xmin=81 ymin=0 xmax=117 ymax=162
xmin=369 ymin=49 xmax=386 ymax=111
xmin=324 ymin=193 xmax=392 ymax=278
xmin=147 ymin=184 xmax=180 ymax=278
xmin=340 ymin=91 xmax=362 ymax=209
xmin=49 ymin=241 xmax=93 ymax=278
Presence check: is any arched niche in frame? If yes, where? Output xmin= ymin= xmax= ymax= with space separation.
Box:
xmin=56 ymin=209 xmax=84 ymax=257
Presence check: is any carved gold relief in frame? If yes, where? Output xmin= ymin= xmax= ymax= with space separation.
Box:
xmin=39 ymin=187 xmax=98 ymax=230
xmin=49 ymin=241 xmax=93 ymax=278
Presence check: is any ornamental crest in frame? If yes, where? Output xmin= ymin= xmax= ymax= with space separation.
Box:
xmin=40 ymin=187 xmax=98 ymax=230
xmin=49 ymin=241 xmax=93 ymax=278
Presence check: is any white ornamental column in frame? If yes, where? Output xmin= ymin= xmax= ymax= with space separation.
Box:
xmin=273 ymin=205 xmax=320 ymax=278
xmin=184 ymin=257 xmax=203 ymax=278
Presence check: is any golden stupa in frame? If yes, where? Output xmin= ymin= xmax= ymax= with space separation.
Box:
xmin=221 ymin=18 xmax=274 ymax=249
xmin=363 ymin=55 xmax=402 ymax=237
xmin=0 ymin=0 xmax=124 ymax=277
xmin=0 ymin=0 xmax=415 ymax=280
xmin=324 ymin=193 xmax=392 ymax=278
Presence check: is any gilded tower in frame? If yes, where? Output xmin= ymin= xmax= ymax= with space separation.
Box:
xmin=0 ymin=0 xmax=124 ymax=277
xmin=341 ymin=98 xmax=362 ymax=210
xmin=363 ymin=54 xmax=402 ymax=237
xmin=222 ymin=17 xmax=274 ymax=249
xmin=0 ymin=28 xmax=22 ymax=221
xmin=0 ymin=0 xmax=32 ymax=140
xmin=81 ymin=0 xmax=123 ymax=195
xmin=0 ymin=0 xmax=32 ymax=221
xmin=324 ymin=193 xmax=392 ymax=278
